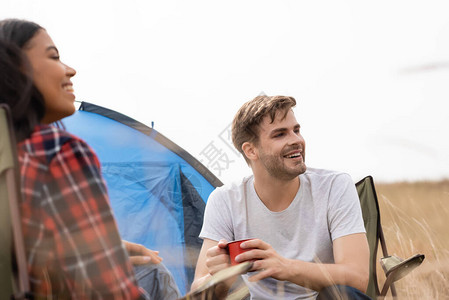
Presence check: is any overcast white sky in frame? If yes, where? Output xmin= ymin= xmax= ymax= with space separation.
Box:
xmin=3 ymin=0 xmax=449 ymax=184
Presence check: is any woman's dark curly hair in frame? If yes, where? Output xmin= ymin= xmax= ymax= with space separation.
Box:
xmin=0 ymin=19 xmax=46 ymax=141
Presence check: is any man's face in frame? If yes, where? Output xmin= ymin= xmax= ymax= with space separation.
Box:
xmin=254 ymin=109 xmax=306 ymax=181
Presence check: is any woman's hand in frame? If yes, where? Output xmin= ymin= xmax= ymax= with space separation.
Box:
xmin=123 ymin=240 xmax=163 ymax=265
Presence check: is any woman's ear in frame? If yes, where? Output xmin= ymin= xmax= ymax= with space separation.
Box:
xmin=242 ymin=142 xmax=257 ymax=162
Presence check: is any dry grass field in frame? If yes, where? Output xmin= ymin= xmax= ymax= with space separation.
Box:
xmin=374 ymin=179 xmax=449 ymax=299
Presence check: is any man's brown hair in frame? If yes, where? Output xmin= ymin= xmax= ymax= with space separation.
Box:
xmin=231 ymin=95 xmax=297 ymax=164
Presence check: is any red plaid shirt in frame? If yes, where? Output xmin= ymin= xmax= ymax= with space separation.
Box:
xmin=17 ymin=124 xmax=146 ymax=299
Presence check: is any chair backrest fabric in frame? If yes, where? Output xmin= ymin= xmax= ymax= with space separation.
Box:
xmin=0 ymin=105 xmax=15 ymax=300
xmin=0 ymin=104 xmax=30 ymax=299
xmin=356 ymin=175 xmax=386 ymax=299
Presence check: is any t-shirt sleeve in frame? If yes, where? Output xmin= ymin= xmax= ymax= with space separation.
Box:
xmin=328 ymin=173 xmax=366 ymax=241
xmin=199 ymin=188 xmax=235 ymax=242
xmin=46 ymin=138 xmax=143 ymax=298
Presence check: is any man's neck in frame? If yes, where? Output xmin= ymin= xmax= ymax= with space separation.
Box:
xmin=253 ymin=174 xmax=300 ymax=212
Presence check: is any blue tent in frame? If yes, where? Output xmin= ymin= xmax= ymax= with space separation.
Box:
xmin=63 ymin=102 xmax=222 ymax=294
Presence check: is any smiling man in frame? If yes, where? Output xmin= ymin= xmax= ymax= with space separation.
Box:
xmin=192 ymin=95 xmax=371 ymax=299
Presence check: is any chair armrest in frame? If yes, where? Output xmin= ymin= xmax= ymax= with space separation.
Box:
xmin=380 ymin=254 xmax=425 ymax=282
xmin=225 ymin=284 xmax=250 ymax=300
xmin=179 ymin=262 xmax=253 ymax=300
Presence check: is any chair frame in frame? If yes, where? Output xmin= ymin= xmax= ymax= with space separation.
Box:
xmin=356 ymin=176 xmax=424 ymax=300
xmin=356 ymin=176 xmax=395 ymax=298
xmin=0 ymin=104 xmax=31 ymax=299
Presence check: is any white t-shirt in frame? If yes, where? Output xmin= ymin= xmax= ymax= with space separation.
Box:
xmin=199 ymin=168 xmax=366 ymax=299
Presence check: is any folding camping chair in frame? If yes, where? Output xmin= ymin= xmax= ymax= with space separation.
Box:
xmin=190 ymin=176 xmax=425 ymax=300
xmin=0 ymin=104 xmax=31 ymax=299
xmin=356 ymin=176 xmax=425 ymax=299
